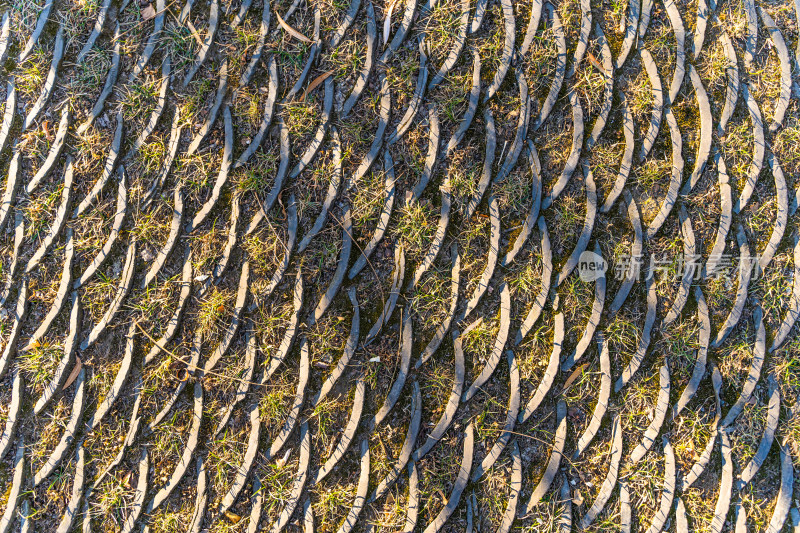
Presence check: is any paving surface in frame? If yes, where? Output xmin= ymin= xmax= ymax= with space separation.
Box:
xmin=0 ymin=0 xmax=799 ymax=531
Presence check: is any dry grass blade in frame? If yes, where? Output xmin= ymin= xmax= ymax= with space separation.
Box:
xmin=276 ymin=11 xmax=313 ymax=42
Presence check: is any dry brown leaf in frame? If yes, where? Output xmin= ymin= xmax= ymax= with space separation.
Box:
xmin=275 ymin=11 xmax=312 ymax=43
xmin=62 ymin=356 xmax=82 ymax=391
xmin=561 ymin=362 xmax=587 ymax=392
xmin=275 ymin=448 xmax=292 ymax=468
xmin=384 ymin=0 xmax=399 ymax=46
xmin=185 ymin=20 xmax=205 ymax=47
xmin=141 ymin=3 xmax=156 ymax=21
xmin=587 ymin=52 xmax=605 ymax=74
xmin=302 ymin=70 xmax=334 ymax=101
xmin=224 ymin=511 xmax=242 ymax=524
